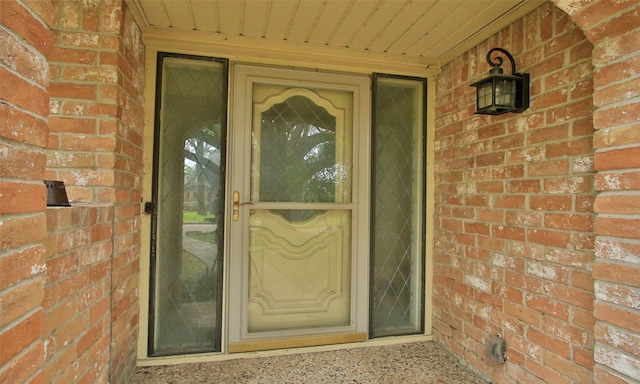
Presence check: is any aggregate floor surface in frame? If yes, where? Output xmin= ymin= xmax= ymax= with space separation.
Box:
xmin=130 ymin=341 xmax=488 ymax=384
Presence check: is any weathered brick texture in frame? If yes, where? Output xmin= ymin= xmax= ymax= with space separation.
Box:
xmin=1 ymin=0 xmax=143 ymax=383
xmin=434 ymin=3 xmax=597 ymax=383
xmin=42 ymin=206 xmax=113 ymax=384
xmin=554 ymin=0 xmax=640 ymax=382
xmin=3 ymin=0 xmax=640 ymax=383
xmin=0 ymin=1 xmax=53 ymax=383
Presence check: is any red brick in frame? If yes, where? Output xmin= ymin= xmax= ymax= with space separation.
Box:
xmin=0 ymin=143 xmax=47 ymax=179
xmin=0 ymin=278 xmax=44 ymax=328
xmin=529 ymin=124 xmax=570 ymax=144
xmin=476 ymin=152 xmax=504 ymax=167
xmin=594 ymin=101 xmax=640 ymax=129
xmin=544 ymin=350 xmax=592 ymax=383
xmin=531 ymin=88 xmax=568 ymax=109
xmin=0 ymin=245 xmax=46 ymax=290
xmin=528 ymin=160 xmax=570 ymax=176
xmin=495 ymin=195 xmax=525 ymax=209
xmin=596 ymin=146 xmax=640 ymax=171
xmin=594 ymin=77 xmax=640 ymax=108
xmin=506 ymin=179 xmax=541 ymax=193
xmin=0 ymin=215 xmax=47 ymax=251
xmin=506 ymin=211 xmax=543 ymax=227
xmin=526 ymin=327 xmax=571 ymax=358
xmin=576 ymin=195 xmax=595 ymax=212
xmin=526 ymin=294 xmax=570 ymax=320
xmin=595 ymin=171 xmax=640 ymax=191
xmin=478 ymin=124 xmax=505 ymax=139
xmin=574 ymin=345 xmax=595 ymax=370
xmin=545 ymin=282 xmax=594 ymax=311
xmin=492 ymin=225 xmax=526 ymax=241
xmin=593 ymin=261 xmax=640 ymax=286
xmin=547 ymin=137 xmax=592 ymax=158
xmin=45 ymin=254 xmax=78 ymax=284
xmin=528 ymin=228 xmax=571 ymax=248
xmin=48 ymin=46 xmax=97 ymax=65
xmin=593 ymin=55 xmax=640 ymax=87
xmin=60 ymin=66 xmax=119 ymax=84
xmin=544 ymin=212 xmax=593 ymax=232
xmin=594 ymin=123 xmax=640 ymax=149
xmin=595 ymin=324 xmax=640 ymax=356
xmin=464 ymin=222 xmax=489 ymax=235
xmin=594 ymin=194 xmax=640 ymax=214
xmin=58 ymin=134 xmax=116 ymax=152
xmin=0 ymin=104 xmax=49 ymax=146
xmin=572 ymin=270 xmax=594 ymax=291
xmin=492 ymin=282 xmax=524 ymax=304
xmin=505 ymin=301 xmax=541 ymax=327
xmin=0 ymin=28 xmax=49 ymax=86
xmin=50 ymin=83 xmax=98 ymax=101
xmin=594 ymin=216 xmax=640 ymax=239
xmin=0 ymin=310 xmax=44 ymax=366
xmin=544 ymin=176 xmax=592 ymax=194
xmin=593 ymin=366 xmax=633 ymax=384
xmin=0 ymin=67 xmax=49 ymax=117
xmin=0 ymin=340 xmax=44 ymax=384
xmin=530 ymin=195 xmax=572 ymax=211
xmin=0 ymin=0 xmax=54 ymax=54
xmin=594 ymin=301 xmax=640 ymax=334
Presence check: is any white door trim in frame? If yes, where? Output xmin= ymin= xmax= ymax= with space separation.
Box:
xmin=226 ymin=64 xmax=371 ymax=350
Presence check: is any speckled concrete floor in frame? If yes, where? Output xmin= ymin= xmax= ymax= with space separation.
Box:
xmin=130 ymin=342 xmax=487 ymax=384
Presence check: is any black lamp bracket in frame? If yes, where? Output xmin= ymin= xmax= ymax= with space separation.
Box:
xmin=486 ymin=47 xmax=517 ymax=75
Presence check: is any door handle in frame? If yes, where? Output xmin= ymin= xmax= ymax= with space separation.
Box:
xmin=233 ymin=192 xmax=252 ymax=221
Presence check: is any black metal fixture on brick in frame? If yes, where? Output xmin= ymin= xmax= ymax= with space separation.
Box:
xmin=470 ymin=47 xmax=529 ymax=115
xmin=44 ymin=180 xmax=70 ymax=207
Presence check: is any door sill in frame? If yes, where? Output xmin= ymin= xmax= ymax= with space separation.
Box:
xmin=229 ymin=332 xmax=367 ymax=353
xmin=137 ymin=334 xmax=432 ymax=366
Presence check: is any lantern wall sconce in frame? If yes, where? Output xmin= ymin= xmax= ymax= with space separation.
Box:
xmin=470 ymin=48 xmax=530 ymax=115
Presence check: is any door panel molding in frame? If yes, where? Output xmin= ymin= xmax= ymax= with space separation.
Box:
xmin=227 ymin=64 xmax=371 ymax=350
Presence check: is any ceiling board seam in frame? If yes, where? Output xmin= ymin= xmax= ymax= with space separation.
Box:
xmin=284 ymin=0 xmax=302 ymax=41
xmin=421 ymin=1 xmax=510 ymax=57
xmin=404 ymin=1 xmax=467 ymax=56
xmin=365 ymin=0 xmax=412 ymax=51
xmin=325 ymin=0 xmax=356 ymax=46
xmin=346 ymin=0 xmax=383 ymax=48
xmin=186 ymin=0 xmax=196 ymax=30
xmin=385 ymin=1 xmax=438 ymax=54
xmin=240 ymin=0 xmax=246 ymax=36
xmin=262 ymin=1 xmax=273 ymax=38
xmin=305 ymin=0 xmax=328 ymax=43
xmin=215 ymin=1 xmax=221 ymax=33
xmin=161 ymin=0 xmax=171 ymax=27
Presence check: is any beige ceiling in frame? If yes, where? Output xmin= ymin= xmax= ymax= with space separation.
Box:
xmin=128 ymin=0 xmax=543 ymax=74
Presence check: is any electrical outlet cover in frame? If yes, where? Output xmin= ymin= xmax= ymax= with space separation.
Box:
xmin=485 ymin=334 xmax=506 ymax=364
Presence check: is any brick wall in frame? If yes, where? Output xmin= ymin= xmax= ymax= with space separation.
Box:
xmin=0 ymin=1 xmax=54 ymax=383
xmin=46 ymin=0 xmax=145 ymax=382
xmin=554 ymin=1 xmax=640 ymax=382
xmin=433 ymin=3 xmax=596 ymax=383
xmin=0 ymin=0 xmax=144 ymax=383
xmin=43 ymin=206 xmax=114 ymax=383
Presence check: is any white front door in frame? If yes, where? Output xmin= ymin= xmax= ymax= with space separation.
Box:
xmin=227 ymin=65 xmax=370 ymax=352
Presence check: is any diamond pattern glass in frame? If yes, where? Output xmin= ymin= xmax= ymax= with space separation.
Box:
xmin=371 ymin=77 xmax=424 ymax=337
xmin=256 ymin=95 xmax=337 ymax=204
xmin=152 ymin=57 xmax=226 ymax=355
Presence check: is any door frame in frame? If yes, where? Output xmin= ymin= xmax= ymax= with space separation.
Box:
xmin=226 ymin=64 xmax=371 ymax=351
xmin=138 ymin=46 xmax=436 ymax=364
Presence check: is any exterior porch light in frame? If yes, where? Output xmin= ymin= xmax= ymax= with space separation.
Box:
xmin=470 ymin=47 xmax=529 ymax=115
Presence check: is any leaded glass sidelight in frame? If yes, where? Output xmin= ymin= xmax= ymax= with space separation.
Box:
xmin=150 ymin=54 xmax=227 ymax=355
xmin=370 ymin=75 xmax=426 ymax=337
